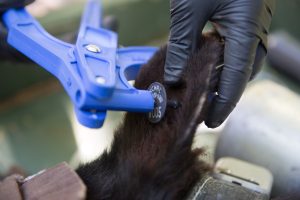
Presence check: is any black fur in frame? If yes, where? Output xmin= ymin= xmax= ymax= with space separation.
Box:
xmin=76 ymin=32 xmax=224 ymax=200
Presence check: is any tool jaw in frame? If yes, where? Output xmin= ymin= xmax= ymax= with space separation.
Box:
xmin=2 ymin=0 xmax=158 ymax=128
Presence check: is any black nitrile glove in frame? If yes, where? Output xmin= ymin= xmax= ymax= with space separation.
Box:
xmin=0 ymin=0 xmax=34 ymax=12
xmin=0 ymin=0 xmax=34 ymax=61
xmin=165 ymin=0 xmax=275 ymax=128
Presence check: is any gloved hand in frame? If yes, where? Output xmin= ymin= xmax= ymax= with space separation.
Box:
xmin=0 ymin=0 xmax=34 ymax=12
xmin=0 ymin=0 xmax=34 ymax=61
xmin=165 ymin=0 xmax=275 ymax=128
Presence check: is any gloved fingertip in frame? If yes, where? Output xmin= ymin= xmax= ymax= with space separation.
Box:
xmin=164 ymin=79 xmax=184 ymax=88
xmin=204 ymin=100 xmax=236 ymax=129
xmin=204 ymin=120 xmax=222 ymax=129
xmin=163 ymin=73 xmax=183 ymax=87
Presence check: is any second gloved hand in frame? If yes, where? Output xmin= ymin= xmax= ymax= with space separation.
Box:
xmin=165 ymin=0 xmax=275 ymax=128
xmin=0 ymin=0 xmax=34 ymax=61
xmin=0 ymin=0 xmax=34 ymax=12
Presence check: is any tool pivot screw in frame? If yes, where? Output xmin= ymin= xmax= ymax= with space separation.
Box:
xmin=86 ymin=44 xmax=101 ymax=53
xmin=96 ymin=76 xmax=106 ymax=84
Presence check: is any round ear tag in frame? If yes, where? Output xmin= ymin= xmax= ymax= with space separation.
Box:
xmin=148 ymin=82 xmax=167 ymax=123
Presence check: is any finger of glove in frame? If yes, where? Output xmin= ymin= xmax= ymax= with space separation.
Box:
xmin=0 ymin=0 xmax=34 ymax=12
xmin=164 ymin=0 xmax=212 ymax=85
xmin=205 ymin=36 xmax=260 ymax=128
xmin=250 ymin=42 xmax=267 ymax=80
xmin=257 ymin=0 xmax=276 ymax=48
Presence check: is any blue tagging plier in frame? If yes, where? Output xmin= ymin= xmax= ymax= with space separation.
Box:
xmin=2 ymin=0 xmax=158 ymax=128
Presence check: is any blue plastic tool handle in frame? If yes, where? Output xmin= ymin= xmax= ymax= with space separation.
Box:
xmin=2 ymin=0 xmax=157 ymax=128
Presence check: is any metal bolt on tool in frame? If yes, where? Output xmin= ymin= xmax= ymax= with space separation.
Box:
xmin=85 ymin=44 xmax=101 ymax=53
